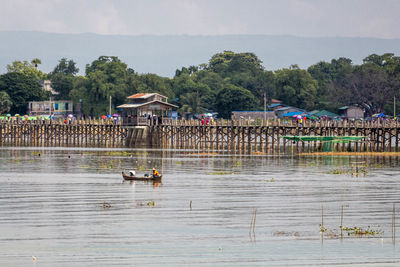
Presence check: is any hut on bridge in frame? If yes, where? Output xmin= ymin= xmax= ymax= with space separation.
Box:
xmin=117 ymin=93 xmax=178 ymax=126
xmin=339 ymin=106 xmax=364 ymax=119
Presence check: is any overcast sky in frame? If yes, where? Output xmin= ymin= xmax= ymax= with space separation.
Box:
xmin=1 ymin=0 xmax=399 ymax=38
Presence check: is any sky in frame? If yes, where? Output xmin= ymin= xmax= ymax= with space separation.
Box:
xmin=0 ymin=0 xmax=399 ymax=38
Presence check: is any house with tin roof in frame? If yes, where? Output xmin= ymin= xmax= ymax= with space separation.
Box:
xmin=117 ymin=93 xmax=177 ymax=126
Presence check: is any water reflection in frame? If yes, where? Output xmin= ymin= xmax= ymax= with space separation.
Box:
xmin=0 ymin=147 xmax=399 ymax=265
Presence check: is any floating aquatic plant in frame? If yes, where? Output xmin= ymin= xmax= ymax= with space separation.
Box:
xmin=235 ymin=161 xmax=242 ymax=167
xmin=319 ymin=225 xmax=383 ymax=238
xmin=328 ymin=169 xmax=347 ymax=174
xmin=207 ymin=171 xmax=233 ymax=175
xmin=261 ymin=178 xmax=275 ymax=182
xmin=102 ymin=201 xmax=111 ymax=209
xmin=147 ymin=201 xmax=156 ymax=207
xmin=340 ymin=225 xmax=383 ymax=237
xmin=273 ymin=231 xmax=300 ymax=237
xmin=372 ymin=164 xmax=385 ymax=168
xmin=328 ymin=168 xmax=367 ymax=176
xmin=104 ymin=151 xmax=130 ymax=156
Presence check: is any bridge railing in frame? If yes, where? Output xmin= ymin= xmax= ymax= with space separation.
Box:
xmin=121 ymin=117 xmax=173 ymax=126
xmin=1 ymin=117 xmax=399 ymax=128
xmin=158 ymin=118 xmax=400 ymax=128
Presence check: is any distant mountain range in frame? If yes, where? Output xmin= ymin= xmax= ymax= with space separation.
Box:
xmin=1 ymin=31 xmax=400 ymax=77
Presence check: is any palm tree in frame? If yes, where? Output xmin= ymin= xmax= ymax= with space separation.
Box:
xmin=31 ymin=58 xmax=42 ymax=69
xmin=179 ymin=92 xmax=206 ymax=118
xmin=0 ymin=91 xmax=12 ymax=114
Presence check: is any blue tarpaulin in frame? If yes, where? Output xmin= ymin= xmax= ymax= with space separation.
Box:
xmin=373 ymin=113 xmax=386 ymax=118
xmin=281 ymin=111 xmax=303 ymax=117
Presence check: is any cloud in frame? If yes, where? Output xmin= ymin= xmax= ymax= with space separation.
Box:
xmin=0 ymin=0 xmax=128 ymax=34
xmin=0 ymin=0 xmax=399 ymax=38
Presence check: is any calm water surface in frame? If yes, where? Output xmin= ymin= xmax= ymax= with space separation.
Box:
xmin=0 ymin=147 xmax=399 ymax=266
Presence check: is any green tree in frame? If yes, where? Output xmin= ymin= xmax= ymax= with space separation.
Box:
xmin=308 ymin=58 xmax=353 ymax=94
xmin=172 ymin=51 xmax=269 ymax=117
xmin=194 ymin=70 xmax=225 ymax=92
xmin=134 ymin=73 xmax=173 ymax=99
xmin=274 ymin=65 xmax=318 ymax=110
xmin=330 ymin=63 xmax=399 ymax=115
xmin=308 ymin=58 xmax=353 ymax=110
xmin=51 ymin=74 xmax=75 ymax=100
xmin=208 ymin=50 xmax=235 ymax=74
xmin=70 ymin=56 xmax=129 ymax=116
xmin=242 ymin=71 xmax=275 ymax=108
xmin=215 ymin=84 xmax=256 ymax=118
xmin=363 ymin=53 xmax=400 ymax=76
xmin=7 ymin=60 xmax=46 ymax=80
xmin=0 ymin=91 xmax=12 ymax=114
xmin=208 ymin=51 xmax=264 ymax=78
xmin=50 ymin=58 xmax=79 ymax=100
xmin=52 ymin=58 xmax=79 ymax=75
xmin=178 ymin=91 xmax=205 ymax=118
xmin=0 ymin=72 xmax=48 ymax=114
xmin=171 ymin=72 xmax=215 ymax=115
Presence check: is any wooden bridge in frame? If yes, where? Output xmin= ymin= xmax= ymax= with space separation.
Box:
xmin=150 ymin=119 xmax=400 ymax=153
xmin=0 ymin=119 xmax=126 ymax=148
xmin=1 ymin=118 xmax=400 ymax=153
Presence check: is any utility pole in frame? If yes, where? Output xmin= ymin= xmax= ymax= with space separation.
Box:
xmin=264 ymin=92 xmax=267 ymax=121
xmin=109 ymin=95 xmax=112 ymax=115
xmin=49 ymin=96 xmax=52 ymax=117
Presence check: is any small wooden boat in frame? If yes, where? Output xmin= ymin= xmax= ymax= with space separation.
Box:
xmin=122 ymin=172 xmax=162 ymax=182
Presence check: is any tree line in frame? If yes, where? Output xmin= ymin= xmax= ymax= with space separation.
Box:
xmin=0 ymin=52 xmax=400 ymax=118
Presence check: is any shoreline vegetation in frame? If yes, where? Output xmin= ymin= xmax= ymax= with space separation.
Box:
xmin=1 ymin=52 xmax=400 ymax=121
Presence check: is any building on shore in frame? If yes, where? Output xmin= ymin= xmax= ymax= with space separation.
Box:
xmin=28 ymin=100 xmax=73 ymax=116
xmin=339 ymin=106 xmax=364 ymax=119
xmin=40 ymin=80 xmax=58 ymax=95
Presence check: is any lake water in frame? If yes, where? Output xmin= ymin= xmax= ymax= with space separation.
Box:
xmin=0 ymin=147 xmax=399 ymax=266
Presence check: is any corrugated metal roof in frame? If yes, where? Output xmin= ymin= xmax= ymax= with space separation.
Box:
xmin=232 ymin=110 xmax=274 ymax=113
xmin=308 ymin=110 xmax=320 ymax=115
xmin=117 ymin=100 xmax=178 ymax=109
xmin=276 ymin=106 xmax=292 ymax=111
xmin=127 ymin=93 xmax=155 ymax=99
xmin=116 ymin=104 xmax=143 ymax=108
xmin=268 ymin=103 xmax=283 ymax=108
xmin=313 ymin=110 xmax=339 ymax=117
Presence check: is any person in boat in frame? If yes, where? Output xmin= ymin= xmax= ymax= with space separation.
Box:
xmin=129 ymin=170 xmax=136 ymax=176
xmin=152 ymin=168 xmax=160 ymax=178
